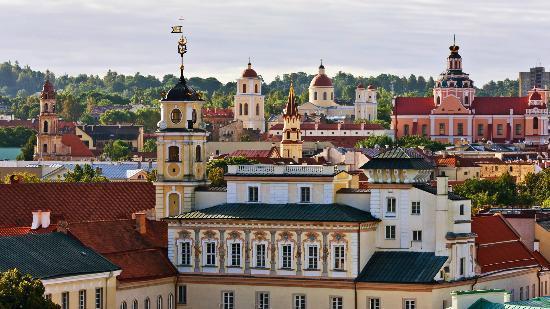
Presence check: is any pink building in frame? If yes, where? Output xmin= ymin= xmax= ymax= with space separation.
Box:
xmin=392 ymin=42 xmax=549 ymax=145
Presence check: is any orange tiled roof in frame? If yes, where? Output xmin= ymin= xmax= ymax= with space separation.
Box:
xmin=61 ymin=134 xmax=94 ymax=157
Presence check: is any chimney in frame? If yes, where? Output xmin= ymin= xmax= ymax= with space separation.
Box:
xmin=31 ymin=210 xmax=42 ymax=230
xmin=534 ymin=240 xmax=540 ymax=252
xmin=135 ymin=212 xmax=147 ymax=234
xmin=436 ymin=176 xmax=449 ymax=195
xmin=41 ymin=211 xmax=51 ymax=228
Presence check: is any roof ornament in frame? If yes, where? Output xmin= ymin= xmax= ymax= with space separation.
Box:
xmin=449 ymin=34 xmax=459 ymax=53
xmin=319 ymin=58 xmax=324 ymax=69
xmin=171 ymin=19 xmax=187 ymax=81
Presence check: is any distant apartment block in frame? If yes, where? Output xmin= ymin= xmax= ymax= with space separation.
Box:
xmin=519 ymin=67 xmax=550 ymax=96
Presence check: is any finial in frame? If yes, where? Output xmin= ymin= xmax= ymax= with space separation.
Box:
xmin=320 ymin=59 xmax=323 ymax=66
xmin=248 ymin=56 xmax=251 ymax=65
xmin=45 ymin=69 xmax=50 ymax=81
xmin=453 ymin=34 xmax=456 ymax=46
xmin=172 ymin=22 xmax=187 ymax=81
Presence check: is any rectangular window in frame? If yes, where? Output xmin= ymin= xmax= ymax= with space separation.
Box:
xmin=281 ymin=244 xmax=292 ymax=269
xmin=511 ymin=289 xmax=515 ymax=301
xmin=404 ymin=299 xmax=416 ymax=309
xmin=515 ymin=124 xmax=522 ymax=135
xmin=293 ymin=295 xmax=306 ymax=309
xmin=520 ymin=287 xmax=524 ymax=300
xmin=460 ymin=257 xmax=465 ymax=276
xmin=307 ymin=245 xmax=319 ymax=269
xmin=205 ymin=242 xmax=216 ymax=266
xmin=177 ymin=285 xmax=187 ymax=304
xmin=331 ymin=296 xmax=343 ymax=309
xmin=477 ymin=124 xmax=484 ymax=136
xmin=62 ymin=292 xmax=69 ymax=309
xmin=457 ymin=123 xmax=464 ymax=135
xmin=386 ymin=197 xmax=396 ymax=216
xmin=459 ymin=204 xmax=465 ymax=216
xmin=300 ymin=187 xmax=311 ymax=203
xmin=222 ymin=291 xmax=234 ymax=309
xmin=255 ymin=243 xmax=266 ymax=268
xmin=412 ymin=230 xmax=422 ymax=242
xmin=439 ymin=123 xmax=445 ymax=135
xmin=257 ymin=292 xmax=270 ymax=309
xmin=497 ymin=124 xmax=503 ymax=135
xmin=411 ymin=201 xmax=420 ymax=215
xmin=95 ymin=288 xmax=103 ymax=309
xmin=333 ymin=245 xmax=345 ymax=270
xmin=181 ymin=242 xmax=191 ymax=265
xmin=403 ymin=125 xmax=409 ymax=135
xmin=532 ymin=284 xmax=535 ymax=298
xmin=230 ymin=242 xmax=241 ymax=267
xmin=369 ymin=298 xmax=380 ymax=309
xmin=248 ymin=186 xmax=259 ymax=202
xmin=421 ymin=124 xmax=427 ymax=136
xmin=79 ymin=290 xmax=87 ymax=309
xmin=385 ymin=225 xmax=396 ymax=240
xmin=526 ymin=285 xmax=529 ymax=299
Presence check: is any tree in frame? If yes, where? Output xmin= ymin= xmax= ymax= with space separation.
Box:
xmin=135 ymin=108 xmax=160 ymax=132
xmin=396 ymin=135 xmax=449 ymax=152
xmin=355 ymin=135 xmax=395 ymax=148
xmin=99 ymin=110 xmax=135 ymax=125
xmin=59 ymin=92 xmax=83 ymax=121
xmin=206 ymin=156 xmax=257 ymax=187
xmin=79 ymin=113 xmax=97 ymax=125
xmin=208 ymin=167 xmax=225 ymax=187
xmin=16 ymin=134 xmax=36 ymax=160
xmin=3 ymin=172 xmax=41 ymax=184
xmin=143 ymin=138 xmax=157 ymax=153
xmin=518 ymin=169 xmax=550 ymax=207
xmin=0 ymin=126 xmax=35 ymax=147
xmin=0 ymin=269 xmax=60 ymax=308
xmin=63 ymin=164 xmax=109 ymax=182
xmin=102 ymin=140 xmax=131 ymax=161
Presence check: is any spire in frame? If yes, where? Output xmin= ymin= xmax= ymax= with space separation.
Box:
xmin=171 ymin=23 xmax=187 ymax=82
xmin=284 ymin=82 xmax=298 ymax=117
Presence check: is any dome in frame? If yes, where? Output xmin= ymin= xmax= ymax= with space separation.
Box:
xmin=310 ymin=74 xmax=332 ymax=87
xmin=40 ymin=80 xmax=56 ymax=100
xmin=242 ymin=62 xmax=258 ymax=78
xmin=356 ymin=83 xmax=365 ymax=89
xmin=162 ymin=77 xmax=201 ymax=102
xmin=367 ymin=84 xmax=377 ymax=90
xmin=530 ymin=90 xmax=542 ymax=101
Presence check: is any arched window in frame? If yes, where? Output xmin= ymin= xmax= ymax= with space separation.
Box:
xmin=168 ymin=146 xmax=179 ymax=162
xmin=132 ymin=299 xmax=139 ymax=309
xmin=256 ymin=104 xmax=260 ymax=116
xmin=533 ymin=117 xmax=539 ymax=130
xmin=331 ymin=92 xmax=334 ymax=100
xmin=44 ymin=103 xmax=48 ymax=113
xmin=191 ymin=109 xmax=197 ymax=123
xmin=195 ymin=145 xmax=202 ymax=162
xmin=43 ymin=120 xmax=49 ymax=133
xmin=157 ymin=296 xmax=163 ymax=309
xmin=242 ymin=84 xmax=246 ymax=93
xmin=323 ymin=92 xmax=327 ymax=100
xmin=436 ymin=96 xmax=441 ymax=105
xmin=286 ymin=131 xmax=290 ymax=139
xmin=144 ymin=298 xmax=150 ymax=309
xmin=314 ymin=92 xmax=317 ymax=100
xmin=464 ymin=96 xmax=469 ymax=105
xmin=244 ymin=103 xmax=248 ymax=115
xmin=168 ymin=193 xmax=180 ymax=216
xmin=254 ymin=84 xmax=258 ymax=93
xmin=121 ymin=301 xmax=128 ymax=309
xmin=239 ymin=103 xmax=242 ymax=115
xmin=43 ymin=144 xmax=48 ymax=153
xmin=403 ymin=124 xmax=410 ymax=135
xmin=170 ymin=109 xmax=182 ymax=124
xmin=168 ymin=294 xmax=174 ymax=309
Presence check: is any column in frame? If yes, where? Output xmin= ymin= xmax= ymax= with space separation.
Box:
xmin=322 ymin=231 xmax=329 ymax=277
xmin=194 ymin=229 xmax=201 ymax=272
xmin=219 ymin=229 xmax=225 ymax=274
xmin=430 ymin=116 xmax=435 ymax=136
xmin=244 ymin=229 xmax=251 ymax=274
xmin=296 ymin=230 xmax=303 ymax=276
xmin=270 ymin=230 xmax=277 ymax=275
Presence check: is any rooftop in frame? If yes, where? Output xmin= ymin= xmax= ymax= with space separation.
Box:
xmin=226 ymin=164 xmax=343 ymax=177
xmin=361 ymin=147 xmax=435 ymax=170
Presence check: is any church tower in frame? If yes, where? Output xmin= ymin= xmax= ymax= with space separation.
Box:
xmin=35 ymin=78 xmax=63 ymax=160
xmin=354 ymin=83 xmax=378 ymax=121
xmin=233 ymin=61 xmax=265 ymax=132
xmin=154 ymin=27 xmax=208 ymax=219
xmin=308 ymin=61 xmax=337 ymax=107
xmin=280 ymin=83 xmax=303 ymax=161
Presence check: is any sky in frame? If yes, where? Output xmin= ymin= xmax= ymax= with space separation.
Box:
xmin=0 ymin=0 xmax=549 ymax=84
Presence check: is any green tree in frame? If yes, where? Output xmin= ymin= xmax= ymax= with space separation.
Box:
xmin=143 ymin=138 xmax=157 ymax=153
xmin=102 ymin=140 xmax=131 ymax=161
xmin=59 ymin=92 xmax=83 ymax=121
xmin=3 ymin=172 xmax=41 ymax=184
xmin=208 ymin=167 xmax=226 ymax=187
xmin=355 ymin=135 xmax=395 ymax=148
xmin=206 ymin=156 xmax=257 ymax=187
xmin=99 ymin=110 xmax=135 ymax=125
xmin=79 ymin=113 xmax=97 ymax=125
xmin=16 ymin=134 xmax=36 ymax=160
xmin=519 ymin=169 xmax=550 ymax=206
xmin=396 ymin=135 xmax=449 ymax=152
xmin=63 ymin=164 xmax=109 ymax=182
xmin=0 ymin=269 xmax=60 ymax=308
xmin=135 ymin=108 xmax=160 ymax=132
xmin=0 ymin=126 xmax=35 ymax=147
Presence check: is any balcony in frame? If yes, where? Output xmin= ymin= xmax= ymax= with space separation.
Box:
xmin=227 ymin=164 xmax=341 ymax=176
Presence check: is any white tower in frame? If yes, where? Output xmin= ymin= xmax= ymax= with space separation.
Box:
xmin=233 ymin=61 xmax=265 ymax=133
xmin=354 ymin=83 xmax=378 ymax=121
xmin=308 ymin=61 xmax=337 ymax=107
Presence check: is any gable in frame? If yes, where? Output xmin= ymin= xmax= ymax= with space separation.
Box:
xmin=433 ymin=95 xmax=469 ymax=114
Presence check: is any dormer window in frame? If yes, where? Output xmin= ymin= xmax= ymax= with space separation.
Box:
xmin=171 ymin=109 xmax=182 ymax=124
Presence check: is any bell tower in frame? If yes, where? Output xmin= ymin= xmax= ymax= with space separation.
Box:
xmin=233 ymin=60 xmax=265 ymax=132
xmin=280 ymin=83 xmax=303 ymax=161
xmin=154 ymin=25 xmax=208 ymax=219
xmin=35 ymin=75 xmax=63 ymax=160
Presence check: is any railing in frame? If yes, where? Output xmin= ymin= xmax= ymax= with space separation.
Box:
xmin=526 ymin=108 xmax=548 ymax=115
xmin=228 ymin=164 xmax=339 ymax=176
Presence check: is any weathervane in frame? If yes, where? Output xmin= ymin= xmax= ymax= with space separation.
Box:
xmin=171 ymin=18 xmax=187 ymax=79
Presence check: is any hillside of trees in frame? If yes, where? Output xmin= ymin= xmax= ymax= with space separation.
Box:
xmin=0 ymin=61 xmax=519 ymax=129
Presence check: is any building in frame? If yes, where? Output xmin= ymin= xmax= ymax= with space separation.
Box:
xmin=354 ymin=83 xmax=378 ymax=121
xmin=0 ymin=233 xmax=121 ymax=308
xmin=76 ymin=124 xmax=144 ymax=153
xmin=520 ymin=67 xmax=550 ymax=96
xmin=280 ymin=83 xmax=303 ymax=161
xmin=233 ymin=61 xmax=266 ymax=133
xmin=393 ymin=41 xmax=549 ymax=145
xmin=202 ymin=107 xmax=234 ymax=141
xmin=447 ymin=289 xmax=550 ymax=309
xmin=34 ymin=81 xmax=93 ymax=160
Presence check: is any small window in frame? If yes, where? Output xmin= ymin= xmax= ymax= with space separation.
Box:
xmin=464 ymin=95 xmax=469 ymax=105
xmin=294 ymin=295 xmax=306 ymax=309
xmin=255 ymin=243 xmax=267 ymax=268
xmin=242 ymin=84 xmax=246 ymax=93
xmin=411 ymin=201 xmax=420 ymax=215
xmin=331 ymin=92 xmax=334 ymax=100
xmin=533 ymin=117 xmax=539 ymax=130
xmin=281 ymin=244 xmax=292 ymax=269
xmin=404 ymin=299 xmax=416 ymax=309
xmin=62 ymin=292 xmax=70 ymax=309
xmin=195 ymin=145 xmax=202 ymax=162
xmin=239 ymin=103 xmax=242 ymax=115
xmin=157 ymin=296 xmax=162 ymax=309
xmin=230 ymin=242 xmax=241 ymax=267
xmin=459 ymin=204 xmax=465 ymax=216
xmin=205 ymin=242 xmax=216 ymax=266
xmin=323 ymin=92 xmax=327 ymax=100
xmin=436 ymin=96 xmax=441 ymax=105
xmin=457 ymin=123 xmax=464 ymax=136
xmin=306 ymin=245 xmax=319 ymax=269
xmin=181 ymin=242 xmax=191 ymax=265
xmin=256 ymin=103 xmax=260 ymax=115
xmin=43 ymin=144 xmax=48 ymax=153
xmin=515 ymin=124 xmax=521 ymax=135
xmin=95 ymin=288 xmax=104 ymax=309
xmin=121 ymin=301 xmax=127 ymax=309
xmin=477 ymin=124 xmax=484 ymax=136
xmin=385 ymin=225 xmax=396 ymax=240
xmin=144 ymin=298 xmax=150 ymax=309
xmin=421 ymin=124 xmax=427 ymax=136
xmin=300 ymin=187 xmax=311 ymax=203
xmin=460 ymin=257 xmax=465 ymax=276
xmin=254 ymin=84 xmax=258 ymax=93
xmin=369 ymin=298 xmax=381 ymax=309
xmin=178 ymin=285 xmax=187 ymax=304
xmin=331 ymin=296 xmax=343 ymax=309
xmin=43 ymin=120 xmax=49 ymax=133
xmin=439 ymin=123 xmax=445 ymax=135
xmin=497 ymin=124 xmax=503 ymax=135
xmin=403 ymin=124 xmax=409 ymax=135
xmin=170 ymin=109 xmax=182 ymax=124
xmin=168 ymin=294 xmax=173 ymax=309
xmin=386 ymin=197 xmax=396 ymax=216
xmin=168 ymin=146 xmax=179 ymax=162
xmin=244 ymin=103 xmax=248 ymax=115
xmin=79 ymin=290 xmax=87 ymax=309
xmin=520 ymin=287 xmax=524 ymax=300
xmin=412 ymin=230 xmax=422 ymax=242
xmin=257 ymin=292 xmax=270 ymax=309
xmin=222 ymin=291 xmax=234 ymax=309
xmin=314 ymin=92 xmax=318 ymax=100
xmin=168 ymin=193 xmax=180 ymax=216
xmin=286 ymin=131 xmax=291 ymax=139
xmin=248 ymin=186 xmax=259 ymax=202
xmin=333 ymin=245 xmax=345 ymax=270
xmin=132 ymin=299 xmax=138 ymax=309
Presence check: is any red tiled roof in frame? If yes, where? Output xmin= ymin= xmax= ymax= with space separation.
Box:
xmin=393 ymin=97 xmax=435 ymax=115
xmin=436 ymin=155 xmax=504 ymax=168
xmin=0 ymin=119 xmax=37 ymax=130
xmin=530 ymin=91 xmax=542 ymax=101
xmin=61 ymin=134 xmax=94 ymax=157
xmin=0 ymin=225 xmax=57 ymax=237
xmin=0 ymin=182 xmax=155 ymax=228
xmin=268 ymin=123 xmax=384 ymax=131
xmin=471 ymin=97 xmax=530 ymax=115
xmin=202 ymin=108 xmax=234 ymax=118
xmin=105 ymin=249 xmax=177 ymax=282
xmin=473 ymin=215 xmax=520 ymax=244
xmin=228 ymin=148 xmax=279 ymax=158
xmin=242 ymin=68 xmax=258 ymax=78
xmin=533 ymin=251 xmax=550 ymax=269
xmin=311 ymin=74 xmax=332 ymax=87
